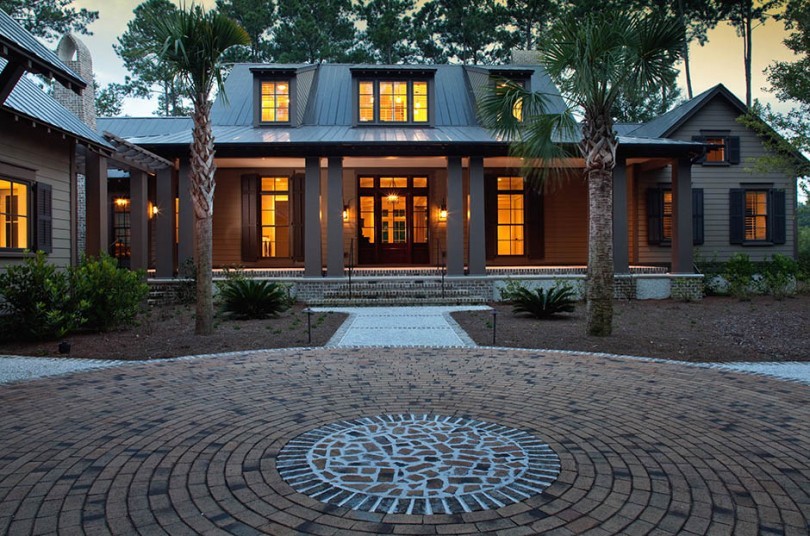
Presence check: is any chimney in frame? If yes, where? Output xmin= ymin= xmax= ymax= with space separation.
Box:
xmin=53 ymin=34 xmax=97 ymax=129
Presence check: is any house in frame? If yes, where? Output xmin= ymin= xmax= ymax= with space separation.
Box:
xmin=0 ymin=9 xmax=112 ymax=268
xmin=96 ymin=61 xmax=800 ymax=301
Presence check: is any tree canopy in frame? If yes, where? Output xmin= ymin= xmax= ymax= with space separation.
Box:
xmin=0 ymin=0 xmax=98 ymax=41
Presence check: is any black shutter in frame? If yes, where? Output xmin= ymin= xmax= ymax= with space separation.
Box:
xmin=35 ymin=182 xmax=52 ymax=254
xmin=526 ymin=186 xmax=544 ymax=260
xmin=647 ymin=187 xmax=662 ymax=245
xmin=692 ymin=135 xmax=706 ymax=164
xmin=729 ymin=189 xmax=745 ymax=244
xmin=484 ymin=174 xmax=496 ymax=259
xmin=292 ymin=173 xmax=305 ymax=262
xmin=692 ymin=188 xmax=704 ymax=245
xmin=727 ymin=136 xmax=741 ymax=164
xmin=241 ymin=174 xmax=258 ymax=262
xmin=770 ymin=188 xmax=786 ymax=244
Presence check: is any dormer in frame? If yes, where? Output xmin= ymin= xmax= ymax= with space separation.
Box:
xmin=350 ymin=66 xmax=437 ymax=127
xmin=466 ymin=66 xmax=534 ymax=122
xmin=251 ymin=65 xmax=317 ymax=127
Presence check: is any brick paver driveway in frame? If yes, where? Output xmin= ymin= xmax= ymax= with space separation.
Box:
xmin=1 ymin=348 xmax=808 ymax=535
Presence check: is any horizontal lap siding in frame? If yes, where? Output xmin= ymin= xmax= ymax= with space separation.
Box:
xmin=543 ymin=178 xmax=588 ymax=264
xmin=671 ymin=98 xmax=795 ymax=262
xmin=213 ymin=169 xmax=253 ymax=266
xmin=0 ymin=119 xmax=73 ymax=268
xmin=636 ymin=167 xmax=672 ymax=265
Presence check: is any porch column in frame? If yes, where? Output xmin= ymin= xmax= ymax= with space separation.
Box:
xmin=155 ymin=167 xmax=175 ymax=278
xmin=85 ymin=151 xmax=108 ymax=257
xmin=446 ymin=156 xmax=464 ymax=276
xmin=468 ymin=156 xmax=486 ymax=275
xmin=129 ymin=170 xmax=149 ymax=271
xmin=178 ymin=162 xmax=194 ymax=268
xmin=612 ymin=159 xmax=629 ymax=273
xmin=326 ymin=157 xmax=344 ymax=277
xmin=304 ymin=156 xmax=322 ymax=277
xmin=671 ymin=157 xmax=694 ymax=273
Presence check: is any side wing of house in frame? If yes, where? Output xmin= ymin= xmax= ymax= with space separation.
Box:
xmin=634 ymin=88 xmax=797 ymax=264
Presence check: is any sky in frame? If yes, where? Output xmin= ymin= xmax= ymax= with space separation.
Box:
xmin=69 ymin=0 xmax=798 ymax=117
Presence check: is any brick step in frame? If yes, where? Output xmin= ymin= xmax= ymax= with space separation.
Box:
xmin=310 ymin=296 xmax=487 ymax=306
xmin=323 ymin=288 xmax=473 ymax=299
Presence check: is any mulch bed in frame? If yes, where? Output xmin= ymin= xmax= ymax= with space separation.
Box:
xmin=452 ymin=294 xmax=810 ymax=362
xmin=0 ymin=304 xmax=347 ymax=360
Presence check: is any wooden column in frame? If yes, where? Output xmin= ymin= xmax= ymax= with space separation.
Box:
xmin=177 ymin=162 xmax=194 ymax=268
xmin=85 ymin=151 xmax=108 ymax=257
xmin=129 ymin=170 xmax=149 ymax=271
xmin=468 ymin=156 xmax=486 ymax=275
xmin=326 ymin=157 xmax=344 ymax=277
xmin=671 ymin=157 xmax=694 ymax=274
xmin=304 ymin=157 xmax=322 ymax=277
xmin=155 ymin=167 xmax=175 ymax=278
xmin=446 ymin=156 xmax=464 ymax=276
xmin=612 ymin=160 xmax=630 ymax=273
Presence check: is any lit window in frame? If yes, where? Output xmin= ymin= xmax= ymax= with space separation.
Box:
xmin=662 ymin=190 xmax=673 ymax=241
xmin=260 ymin=81 xmax=290 ymax=123
xmin=413 ymin=81 xmax=428 ymax=123
xmin=496 ymin=176 xmax=524 ymax=256
xmin=112 ymin=197 xmax=131 ymax=259
xmin=260 ymin=177 xmax=290 ymax=257
xmin=705 ymin=137 xmax=725 ymax=163
xmin=745 ymin=191 xmax=767 ymax=241
xmin=0 ymin=178 xmax=29 ymax=250
xmin=356 ymin=80 xmax=429 ymax=124
xmin=359 ymin=81 xmax=375 ymax=123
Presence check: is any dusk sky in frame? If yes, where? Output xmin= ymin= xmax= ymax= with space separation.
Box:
xmin=70 ymin=0 xmax=799 ymax=117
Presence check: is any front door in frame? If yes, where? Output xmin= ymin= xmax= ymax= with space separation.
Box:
xmin=358 ymin=176 xmax=429 ymax=265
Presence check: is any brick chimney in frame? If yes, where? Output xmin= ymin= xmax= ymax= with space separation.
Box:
xmin=53 ymin=34 xmax=96 ymax=129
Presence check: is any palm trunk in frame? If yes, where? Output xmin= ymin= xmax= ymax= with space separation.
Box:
xmin=190 ymin=96 xmax=216 ymax=335
xmin=581 ymin=111 xmax=616 ymax=336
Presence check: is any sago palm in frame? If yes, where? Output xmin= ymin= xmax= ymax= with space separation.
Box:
xmin=480 ymin=10 xmax=683 ymax=336
xmin=142 ymin=5 xmax=249 ymax=335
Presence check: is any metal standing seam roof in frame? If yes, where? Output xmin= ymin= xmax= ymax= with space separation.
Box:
xmin=97 ymin=116 xmax=192 ymax=139
xmin=0 ymin=57 xmax=111 ymax=149
xmin=0 ymin=8 xmax=86 ymax=92
xmin=627 ymin=84 xmax=727 ymax=139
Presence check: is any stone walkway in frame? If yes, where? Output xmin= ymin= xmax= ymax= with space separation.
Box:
xmin=0 ymin=347 xmax=807 ymax=535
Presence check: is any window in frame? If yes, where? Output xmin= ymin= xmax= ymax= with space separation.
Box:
xmin=647 ymin=187 xmax=704 ymax=246
xmin=729 ymin=188 xmax=786 ymax=245
xmin=260 ymin=81 xmax=290 ymax=123
xmin=496 ymin=176 xmax=524 ymax=256
xmin=0 ymin=178 xmax=29 ymax=250
xmin=356 ymin=79 xmax=430 ymax=124
xmin=496 ymin=80 xmax=525 ymax=121
xmin=693 ymin=132 xmax=740 ymax=165
xmin=260 ymin=177 xmax=290 ymax=258
xmin=112 ymin=197 xmax=131 ymax=259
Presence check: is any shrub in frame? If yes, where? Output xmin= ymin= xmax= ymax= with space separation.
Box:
xmin=511 ymin=284 xmax=576 ymax=319
xmin=218 ymin=279 xmax=291 ymax=319
xmin=798 ymin=226 xmax=810 ymax=284
xmin=724 ymin=253 xmax=760 ymax=300
xmin=0 ymin=251 xmax=87 ymax=341
xmin=71 ymin=254 xmax=149 ymax=331
xmin=498 ymin=279 xmax=524 ymax=302
xmin=762 ymin=254 xmax=798 ymax=299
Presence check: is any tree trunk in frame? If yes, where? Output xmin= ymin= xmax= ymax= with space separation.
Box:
xmin=581 ymin=111 xmax=616 ymax=337
xmin=190 ymin=96 xmax=216 ymax=335
xmin=683 ymin=42 xmax=693 ymax=99
xmin=744 ymin=12 xmax=753 ymax=108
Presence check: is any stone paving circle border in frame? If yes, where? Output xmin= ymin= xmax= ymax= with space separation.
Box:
xmin=276 ymin=414 xmax=560 ymax=515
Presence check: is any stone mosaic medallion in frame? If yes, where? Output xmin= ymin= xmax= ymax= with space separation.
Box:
xmin=276 ymin=414 xmax=560 ymax=515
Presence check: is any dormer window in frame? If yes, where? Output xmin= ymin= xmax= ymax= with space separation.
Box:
xmin=357 ymin=79 xmax=430 ymax=124
xmin=489 ymin=69 xmax=532 ymax=122
xmin=260 ymin=81 xmax=290 ymax=123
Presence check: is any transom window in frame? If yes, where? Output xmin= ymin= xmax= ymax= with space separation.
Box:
xmin=357 ymin=80 xmax=429 ymax=124
xmin=0 ymin=178 xmax=29 ymax=250
xmin=496 ymin=176 xmax=525 ymax=256
xmin=745 ymin=190 xmax=768 ymax=241
xmin=260 ymin=81 xmax=290 ymax=123
xmin=260 ymin=177 xmax=290 ymax=257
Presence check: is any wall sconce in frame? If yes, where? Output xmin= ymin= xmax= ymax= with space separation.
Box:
xmin=439 ymin=200 xmax=447 ymax=221
xmin=343 ymin=203 xmax=349 ymax=222
xmin=148 ymin=202 xmax=159 ymax=218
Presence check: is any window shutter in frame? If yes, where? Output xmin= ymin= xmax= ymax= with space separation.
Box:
xmin=241 ymin=174 xmax=258 ymax=262
xmin=292 ymin=173 xmax=305 ymax=262
xmin=692 ymin=188 xmax=704 ymax=245
xmin=727 ymin=136 xmax=741 ymax=164
xmin=35 ymin=182 xmax=52 ymax=254
xmin=692 ymin=135 xmax=706 ymax=164
xmin=646 ymin=188 xmax=662 ymax=245
xmin=729 ymin=189 xmax=745 ymax=244
xmin=526 ymin=186 xmax=544 ymax=260
xmin=770 ymin=188 xmax=786 ymax=244
xmin=484 ymin=175 xmax=496 ymax=259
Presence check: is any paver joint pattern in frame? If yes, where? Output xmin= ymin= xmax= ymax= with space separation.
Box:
xmin=277 ymin=414 xmax=559 ymax=515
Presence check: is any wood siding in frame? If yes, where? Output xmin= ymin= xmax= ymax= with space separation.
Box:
xmin=0 ymin=117 xmax=73 ymax=268
xmin=543 ymin=178 xmax=588 ymax=264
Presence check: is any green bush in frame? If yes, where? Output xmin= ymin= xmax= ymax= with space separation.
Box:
xmin=0 ymin=252 xmax=87 ymax=341
xmin=798 ymin=226 xmax=810 ymax=283
xmin=511 ymin=284 xmax=577 ymax=319
xmin=724 ymin=253 xmax=760 ymax=300
xmin=71 ymin=254 xmax=149 ymax=331
xmin=218 ymin=279 xmax=291 ymax=319
xmin=762 ymin=254 xmax=798 ymax=299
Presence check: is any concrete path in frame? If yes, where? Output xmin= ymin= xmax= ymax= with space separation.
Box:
xmin=313 ymin=305 xmax=491 ymax=347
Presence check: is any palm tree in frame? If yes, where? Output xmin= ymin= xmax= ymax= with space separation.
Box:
xmin=481 ymin=10 xmax=683 ymax=336
xmin=143 ymin=5 xmax=249 ymax=335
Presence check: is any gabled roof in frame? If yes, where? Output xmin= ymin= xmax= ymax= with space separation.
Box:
xmin=628 ymin=84 xmax=745 ymax=139
xmin=0 ymin=8 xmax=85 ymax=93
xmin=0 ymin=57 xmax=111 ymax=149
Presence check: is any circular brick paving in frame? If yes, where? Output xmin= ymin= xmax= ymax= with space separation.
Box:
xmin=277 ymin=414 xmax=559 ymax=514
xmin=0 ymin=347 xmax=808 ymax=535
